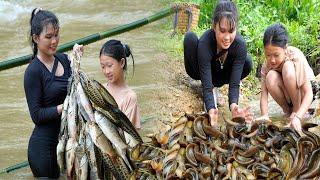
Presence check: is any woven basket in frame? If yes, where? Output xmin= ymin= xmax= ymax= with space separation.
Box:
xmin=173 ymin=3 xmax=200 ymax=34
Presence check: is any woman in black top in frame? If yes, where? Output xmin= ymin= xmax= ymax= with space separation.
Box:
xmin=24 ymin=8 xmax=82 ymax=178
xmin=184 ymin=0 xmax=253 ymax=126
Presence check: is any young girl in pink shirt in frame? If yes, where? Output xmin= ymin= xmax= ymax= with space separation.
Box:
xmin=258 ymin=23 xmax=316 ymax=131
xmin=99 ymin=39 xmax=141 ymax=129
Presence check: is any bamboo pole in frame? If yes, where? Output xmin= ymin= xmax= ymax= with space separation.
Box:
xmin=0 ymin=161 xmax=29 ymax=175
xmin=0 ymin=7 xmax=174 ymax=71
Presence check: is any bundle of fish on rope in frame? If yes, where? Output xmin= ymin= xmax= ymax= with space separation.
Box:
xmin=57 ymin=46 xmax=143 ymax=180
xmin=130 ymin=112 xmax=320 ymax=180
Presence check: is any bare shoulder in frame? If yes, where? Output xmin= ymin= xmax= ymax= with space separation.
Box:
xmin=287 ymin=46 xmax=305 ymax=57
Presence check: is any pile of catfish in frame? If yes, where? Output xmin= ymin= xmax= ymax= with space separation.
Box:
xmin=130 ymin=113 xmax=320 ymax=180
xmin=57 ymin=48 xmax=142 ymax=180
xmin=59 ymin=47 xmax=320 ymax=179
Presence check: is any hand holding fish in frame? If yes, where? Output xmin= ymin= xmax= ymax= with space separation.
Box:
xmin=72 ymin=43 xmax=84 ymax=58
xmin=287 ymin=112 xmax=302 ymax=132
xmin=208 ymin=108 xmax=218 ymax=126
xmin=57 ymin=104 xmax=63 ymax=115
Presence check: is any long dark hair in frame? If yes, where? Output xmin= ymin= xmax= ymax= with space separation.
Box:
xmin=212 ymin=0 xmax=239 ymax=32
xmin=99 ymin=39 xmax=135 ymax=72
xmin=29 ymin=8 xmax=59 ymax=59
xmin=263 ymin=23 xmax=289 ymax=48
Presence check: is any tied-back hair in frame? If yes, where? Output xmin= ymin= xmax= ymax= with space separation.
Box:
xmin=263 ymin=23 xmax=289 ymax=48
xmin=212 ymin=0 xmax=239 ymax=33
xmin=100 ymin=39 xmax=135 ymax=73
xmin=29 ymin=8 xmax=59 ymax=59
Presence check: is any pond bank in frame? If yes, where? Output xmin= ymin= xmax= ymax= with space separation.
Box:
xmin=139 ymin=30 xmax=320 ymax=138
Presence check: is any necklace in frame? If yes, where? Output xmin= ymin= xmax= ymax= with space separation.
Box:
xmin=216 ymin=50 xmax=227 ymax=69
xmin=217 ymin=53 xmax=226 ymax=69
xmin=38 ymin=55 xmax=55 ymax=72
xmin=43 ymin=60 xmax=54 ymax=72
xmin=218 ymin=57 xmax=224 ymax=69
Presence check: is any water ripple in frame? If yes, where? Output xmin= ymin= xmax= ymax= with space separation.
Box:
xmin=0 ymin=1 xmax=29 ymax=23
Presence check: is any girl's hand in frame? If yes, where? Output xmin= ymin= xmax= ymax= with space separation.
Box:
xmin=288 ymin=113 xmax=302 ymax=132
xmin=208 ymin=108 xmax=218 ymax=127
xmin=231 ymin=104 xmax=254 ymax=123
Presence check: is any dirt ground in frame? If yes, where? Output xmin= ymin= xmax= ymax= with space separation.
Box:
xmin=138 ymin=52 xmax=204 ymax=138
xmin=137 ymin=51 xmax=247 ymax=139
xmin=153 ymin=54 xmax=204 ymax=116
xmin=138 ymin=52 xmax=320 ymax=139
xmin=138 ymin=51 xmax=261 ymax=138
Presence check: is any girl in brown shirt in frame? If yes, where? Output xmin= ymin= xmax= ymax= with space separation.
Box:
xmin=258 ymin=23 xmax=315 ymax=131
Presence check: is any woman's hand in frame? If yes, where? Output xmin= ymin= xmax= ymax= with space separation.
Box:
xmin=57 ymin=104 xmax=63 ymax=115
xmin=208 ymin=108 xmax=218 ymax=126
xmin=231 ymin=104 xmax=253 ymax=123
xmin=73 ymin=43 xmax=84 ymax=57
xmin=254 ymin=114 xmax=271 ymax=123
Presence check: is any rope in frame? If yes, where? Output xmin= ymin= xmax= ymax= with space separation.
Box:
xmin=170 ymin=4 xmax=180 ymax=38
xmin=185 ymin=6 xmax=193 ymax=33
xmin=170 ymin=4 xmax=196 ymax=38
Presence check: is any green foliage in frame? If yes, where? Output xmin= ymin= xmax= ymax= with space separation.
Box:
xmin=197 ymin=0 xmax=217 ymax=26
xmin=237 ymin=3 xmax=271 ymax=64
xmin=264 ymin=0 xmax=319 ymax=23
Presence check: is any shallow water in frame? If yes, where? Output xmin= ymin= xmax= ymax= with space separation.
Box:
xmin=0 ymin=0 xmax=169 ymax=178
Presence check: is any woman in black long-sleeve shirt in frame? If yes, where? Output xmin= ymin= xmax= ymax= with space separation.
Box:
xmin=24 ymin=53 xmax=70 ymax=178
xmin=184 ymin=0 xmax=253 ymax=126
xmin=24 ymin=8 xmax=73 ymax=178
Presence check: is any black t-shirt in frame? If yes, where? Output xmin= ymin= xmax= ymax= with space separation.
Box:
xmin=24 ymin=53 xmax=71 ymax=139
xmin=198 ymin=29 xmax=247 ymax=111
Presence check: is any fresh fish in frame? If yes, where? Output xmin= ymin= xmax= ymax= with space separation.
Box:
xmin=74 ymin=132 xmax=88 ymax=180
xmin=77 ymin=83 xmax=95 ymax=122
xmin=60 ymin=95 xmax=69 ymax=137
xmin=60 ymin=76 xmax=74 ymax=135
xmin=56 ymin=134 xmax=67 ymax=172
xmin=65 ymin=137 xmax=78 ymax=177
xmin=100 ymin=151 xmax=131 ymax=180
xmin=67 ymin=85 xmax=78 ymax=138
xmin=124 ymin=132 xmax=140 ymax=148
xmin=84 ymin=132 xmax=100 ymax=179
xmin=95 ymin=106 xmax=142 ymax=143
xmin=298 ymin=149 xmax=320 ymax=179
xmin=94 ymin=110 xmax=132 ymax=171
xmin=79 ymin=71 xmax=118 ymax=108
xmin=87 ymin=121 xmax=117 ymax=158
xmin=92 ymin=79 xmax=118 ymax=107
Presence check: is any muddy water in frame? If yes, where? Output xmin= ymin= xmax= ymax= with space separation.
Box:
xmin=0 ymin=0 xmax=169 ymax=178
